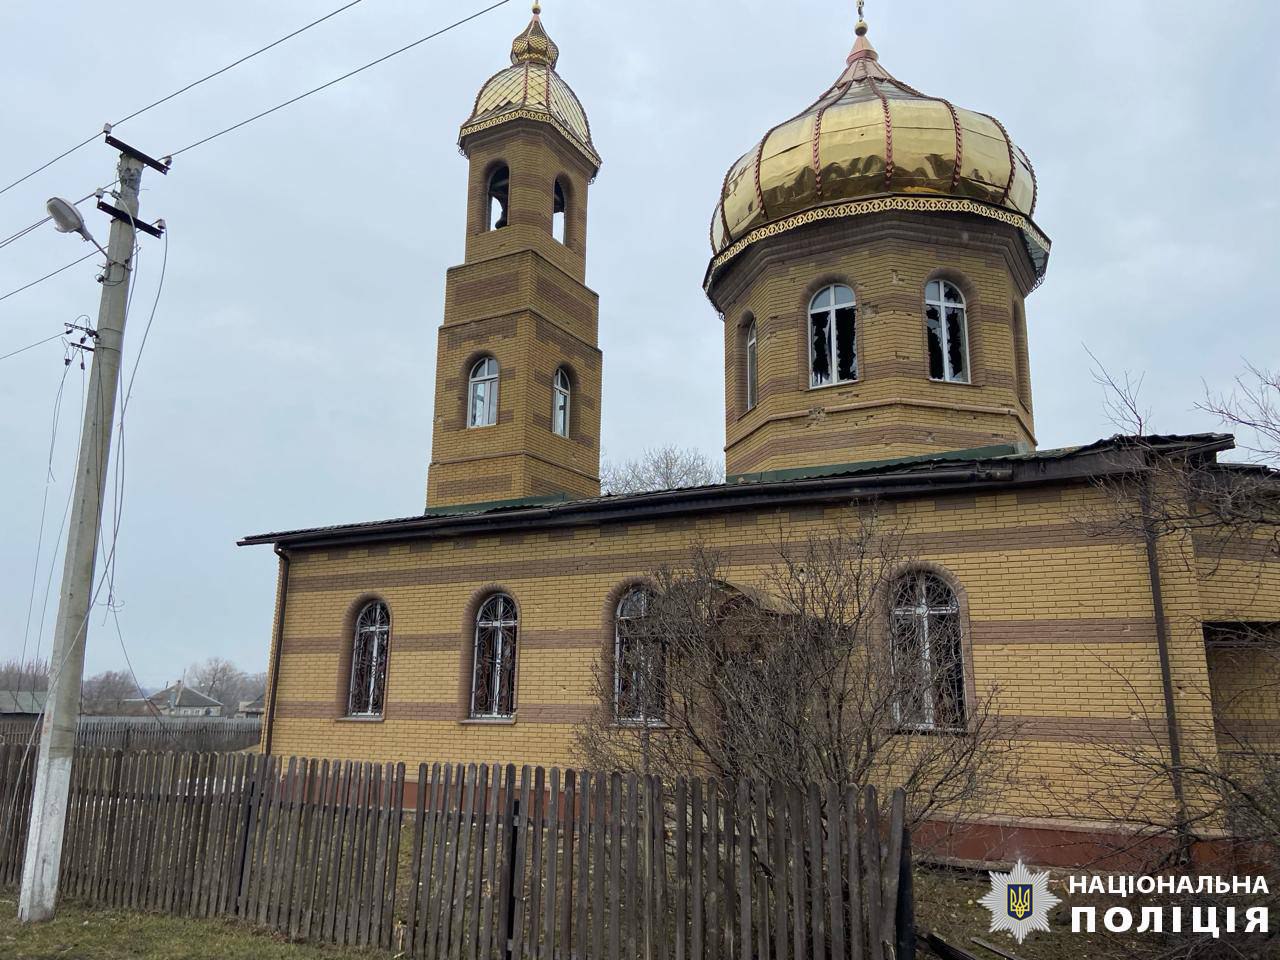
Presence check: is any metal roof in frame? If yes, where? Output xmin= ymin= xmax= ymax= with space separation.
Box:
xmin=239 ymin=433 xmax=1237 ymax=551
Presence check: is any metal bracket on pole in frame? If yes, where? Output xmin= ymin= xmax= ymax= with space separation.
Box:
xmin=103 ymin=135 xmax=171 ymax=175
xmin=95 ymin=199 xmax=165 ymax=238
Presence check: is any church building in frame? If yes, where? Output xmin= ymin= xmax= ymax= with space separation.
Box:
xmin=241 ymin=5 xmax=1279 ymax=866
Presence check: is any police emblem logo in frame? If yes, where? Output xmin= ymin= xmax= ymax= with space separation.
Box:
xmin=979 ymin=860 xmax=1061 ymax=944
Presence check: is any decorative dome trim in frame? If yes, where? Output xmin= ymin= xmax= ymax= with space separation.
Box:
xmin=707 ymin=14 xmax=1047 ymax=286
xmin=460 ymin=8 xmax=600 ymax=171
xmin=704 ymin=194 xmax=1051 ymax=294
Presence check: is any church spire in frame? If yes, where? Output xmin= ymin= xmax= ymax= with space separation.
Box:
xmin=847 ymin=1 xmax=878 ymax=63
xmin=510 ymin=1 xmax=559 ymax=67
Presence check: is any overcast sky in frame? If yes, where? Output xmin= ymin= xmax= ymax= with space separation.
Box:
xmin=1 ymin=0 xmax=1276 ymax=687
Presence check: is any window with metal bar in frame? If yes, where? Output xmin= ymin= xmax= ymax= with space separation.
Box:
xmin=614 ymin=588 xmax=666 ymax=724
xmin=348 ymin=601 xmax=390 ymax=717
xmin=471 ymin=594 xmax=518 ymax=718
xmin=889 ymin=572 xmax=965 ymax=730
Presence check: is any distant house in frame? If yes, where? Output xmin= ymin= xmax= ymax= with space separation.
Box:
xmin=0 ymin=690 xmax=47 ymax=723
xmin=145 ymin=682 xmax=222 ymax=718
xmin=236 ymin=694 xmax=265 ymax=719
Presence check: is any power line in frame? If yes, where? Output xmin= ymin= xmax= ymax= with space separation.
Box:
xmin=0 ymin=252 xmax=97 ymax=305
xmin=0 ymin=331 xmax=64 ymax=363
xmin=2 ymin=0 xmax=510 ymax=256
xmin=0 ymin=0 xmax=369 ymax=200
xmin=169 ymin=0 xmax=513 ymax=158
xmin=0 ymin=186 xmax=113 ymax=253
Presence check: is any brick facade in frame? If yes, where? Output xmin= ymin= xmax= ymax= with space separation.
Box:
xmin=710 ymin=213 xmax=1037 ymax=478
xmin=255 ymin=474 xmax=1280 ymax=862
xmin=243 ymin=12 xmax=1280 ymax=868
xmin=426 ymin=119 xmax=602 ymax=508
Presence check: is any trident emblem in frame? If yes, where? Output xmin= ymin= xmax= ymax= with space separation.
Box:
xmin=1007 ymin=884 xmax=1033 ymax=920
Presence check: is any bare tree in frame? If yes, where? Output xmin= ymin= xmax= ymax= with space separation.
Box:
xmin=80 ymin=670 xmax=139 ymax=715
xmin=1073 ymin=358 xmax=1280 ymax=957
xmin=185 ymin=658 xmax=266 ymax=712
xmin=0 ymin=658 xmax=49 ymax=693
xmin=186 ymin=657 xmax=245 ymax=707
xmin=600 ymin=444 xmax=723 ymax=496
xmin=575 ymin=511 xmax=1012 ymax=829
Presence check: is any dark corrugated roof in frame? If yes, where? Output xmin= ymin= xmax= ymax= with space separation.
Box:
xmin=239 ymin=433 xmax=1236 ymax=549
xmin=0 ymin=690 xmax=46 ymax=714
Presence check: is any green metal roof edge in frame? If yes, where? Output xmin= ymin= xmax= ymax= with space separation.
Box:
xmin=423 ymin=493 xmax=571 ymax=518
xmin=725 ymin=444 xmax=1024 ymax=486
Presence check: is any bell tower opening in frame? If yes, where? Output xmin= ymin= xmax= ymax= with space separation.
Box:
xmin=487 ymin=164 xmax=510 ymax=230
xmin=553 ymin=178 xmax=568 ymax=244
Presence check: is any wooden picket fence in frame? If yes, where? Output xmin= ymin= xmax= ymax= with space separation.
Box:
xmin=0 ymin=716 xmax=262 ymax=752
xmin=0 ymin=746 xmax=915 ymax=960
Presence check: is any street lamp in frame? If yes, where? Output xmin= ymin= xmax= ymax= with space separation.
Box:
xmin=46 ymin=197 xmax=109 ymax=259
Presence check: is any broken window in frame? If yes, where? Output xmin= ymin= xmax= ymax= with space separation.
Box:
xmin=745 ymin=319 xmax=759 ymax=411
xmin=889 ymin=572 xmax=965 ymax=730
xmin=808 ymin=284 xmax=857 ymax=387
xmin=925 ymin=280 xmax=969 ymax=383
xmin=471 ymin=594 xmax=519 ymax=718
xmin=615 ymin=588 xmax=666 ymax=724
xmin=348 ymin=601 xmax=390 ymax=717
xmin=552 ymin=367 xmax=571 ymax=437
xmin=553 ymin=177 xmax=568 ymax=244
xmin=488 ymin=163 xmax=510 ymax=230
xmin=468 ymin=356 xmax=499 ymax=428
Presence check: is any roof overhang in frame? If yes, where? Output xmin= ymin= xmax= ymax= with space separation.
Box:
xmin=240 ymin=434 xmax=1234 ymax=552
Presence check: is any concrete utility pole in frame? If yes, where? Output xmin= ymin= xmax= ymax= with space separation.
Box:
xmin=18 ymin=143 xmax=160 ymax=923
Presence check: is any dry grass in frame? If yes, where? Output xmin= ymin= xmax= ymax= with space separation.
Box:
xmin=0 ymin=897 xmax=382 ymax=960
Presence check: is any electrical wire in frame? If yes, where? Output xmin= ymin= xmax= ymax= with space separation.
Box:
xmin=0 ymin=0 xmax=370 ymax=200
xmin=0 ymin=252 xmax=97 ymax=305
xmin=2 ymin=225 xmax=176 ymax=825
xmin=14 ymin=358 xmax=75 ymax=717
xmin=0 ymin=186 xmax=114 ymax=253
xmin=0 ymin=331 xmax=64 ymax=363
xmin=168 ymin=0 xmax=513 ymax=158
xmin=1 ymin=0 xmax=509 ymax=255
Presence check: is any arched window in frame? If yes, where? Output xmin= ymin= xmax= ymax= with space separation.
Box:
xmin=925 ymin=280 xmax=969 ymax=383
xmin=488 ymin=164 xmax=510 ymax=230
xmin=552 ymin=367 xmax=571 ymax=437
xmin=615 ymin=588 xmax=666 ymax=723
xmin=468 ymin=357 xmax=499 ymax=428
xmin=348 ymin=600 xmax=390 ymax=717
xmin=553 ymin=178 xmax=568 ymax=244
xmin=889 ymin=572 xmax=965 ymax=729
xmin=745 ymin=319 xmax=759 ymax=411
xmin=808 ymin=284 xmax=857 ymax=387
xmin=471 ymin=594 xmax=518 ymax=718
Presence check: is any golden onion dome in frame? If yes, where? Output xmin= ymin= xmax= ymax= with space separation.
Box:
xmin=461 ymin=4 xmax=599 ymax=170
xmin=707 ymin=15 xmax=1049 ymax=288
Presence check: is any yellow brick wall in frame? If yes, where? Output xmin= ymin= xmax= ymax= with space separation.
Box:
xmin=426 ymin=120 xmax=602 ymax=508
xmin=260 ymin=480 xmax=1280 ymax=834
xmin=710 ymin=214 xmax=1038 ymax=476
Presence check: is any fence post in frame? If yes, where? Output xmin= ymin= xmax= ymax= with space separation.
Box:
xmin=895 ymin=813 xmax=915 ymax=960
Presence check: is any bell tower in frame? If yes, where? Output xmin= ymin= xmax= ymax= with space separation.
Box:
xmin=426 ymin=4 xmax=603 ymax=509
